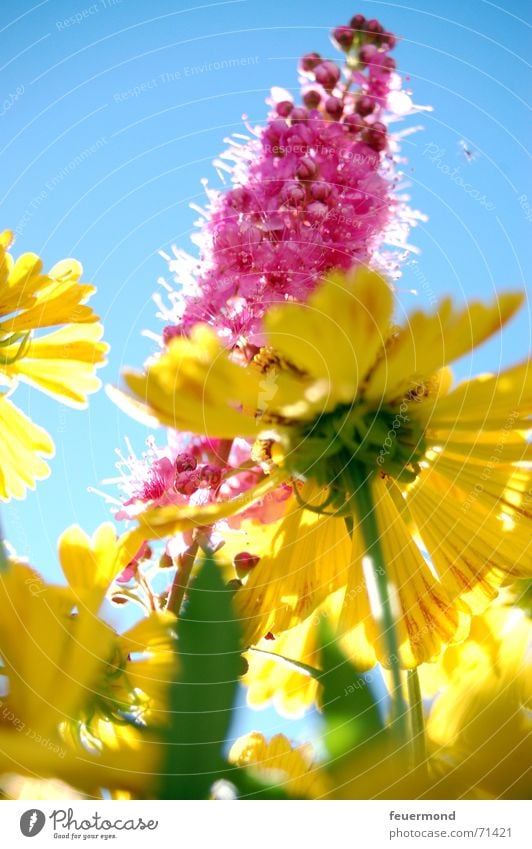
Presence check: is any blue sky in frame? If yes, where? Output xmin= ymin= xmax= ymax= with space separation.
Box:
xmin=1 ymin=0 xmax=530 ymax=739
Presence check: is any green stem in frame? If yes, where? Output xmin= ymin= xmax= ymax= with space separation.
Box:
xmin=166 ymin=539 xmax=200 ymax=616
xmin=0 ymin=515 xmax=9 ymax=573
xmin=351 ymin=467 xmax=408 ymax=740
xmin=407 ymin=667 xmax=427 ymax=766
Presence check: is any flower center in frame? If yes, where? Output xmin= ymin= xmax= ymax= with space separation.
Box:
xmin=284 ymin=401 xmax=427 ymax=509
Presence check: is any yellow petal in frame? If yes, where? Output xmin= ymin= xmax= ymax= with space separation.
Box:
xmin=3 ymin=323 xmax=108 ymax=406
xmin=340 ymin=479 xmax=469 ymax=668
xmin=122 ymin=325 xmax=261 ymax=438
xmin=236 ymin=488 xmax=350 ymax=645
xmin=58 ymin=524 xmax=146 ymax=610
xmin=0 ymin=395 xmax=54 ymax=501
xmin=365 ymin=292 xmax=523 ymax=402
xmin=264 ymin=266 xmax=393 ymax=408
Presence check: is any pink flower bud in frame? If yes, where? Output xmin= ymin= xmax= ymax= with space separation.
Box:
xmin=303 ymin=89 xmax=321 ymax=109
xmin=381 ymin=31 xmax=397 ymax=49
xmin=381 ymin=56 xmax=396 ymax=73
xmin=365 ymin=19 xmax=384 ymax=37
xmin=282 ymin=183 xmax=306 ymax=206
xmin=198 ymin=463 xmax=222 ymax=488
xmin=306 ymin=201 xmax=329 ymax=219
xmin=311 ymin=181 xmax=331 ymax=201
xmin=350 ymin=14 xmax=365 ymax=30
xmin=325 ymin=95 xmax=343 ymax=119
xmin=276 ymin=100 xmax=293 ymax=117
xmin=300 ymin=51 xmax=321 ymax=72
xmin=362 ymin=121 xmax=387 ymax=151
xmin=174 ymin=471 xmax=200 ymax=496
xmin=359 ymin=44 xmax=378 ymax=66
xmin=233 ymin=551 xmax=260 ymax=579
xmin=175 ymin=452 xmax=197 ymax=474
xmin=296 ymin=156 xmax=318 ymax=180
xmin=355 ymin=95 xmax=375 ymax=116
xmin=314 ymin=60 xmax=341 ymax=92
xmin=343 ymin=113 xmax=364 ymax=133
xmin=332 ymin=26 xmax=354 ymax=50
xmin=290 ymin=106 xmax=309 ymax=124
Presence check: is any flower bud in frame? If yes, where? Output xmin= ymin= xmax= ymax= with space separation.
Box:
xmin=296 ymin=156 xmax=318 ymax=180
xmin=198 ymin=463 xmax=222 ymax=488
xmin=355 ymin=95 xmax=375 ymax=116
xmin=381 ymin=31 xmax=397 ymax=49
xmin=311 ymin=181 xmax=331 ymax=201
xmin=332 ymin=25 xmax=354 ymax=50
xmin=314 ymin=60 xmax=341 ymax=92
xmin=290 ymin=106 xmax=309 ymax=123
xmin=365 ymin=19 xmax=384 ymax=37
xmin=276 ymin=100 xmax=293 ymax=117
xmin=303 ymin=89 xmax=321 ymax=109
xmin=282 ymin=183 xmax=306 ymax=206
xmin=325 ymin=95 xmax=343 ymax=119
xmin=381 ymin=56 xmax=396 ymax=73
xmin=159 ymin=552 xmax=174 ymax=569
xmin=233 ymin=551 xmax=260 ymax=579
xmin=300 ymin=51 xmax=321 ymax=72
xmin=175 ymin=452 xmax=197 ymax=473
xmin=174 ymin=471 xmax=200 ymax=496
xmin=350 ymin=14 xmax=365 ymax=30
xmin=343 ymin=113 xmax=364 ymax=133
xmin=362 ymin=121 xmax=387 ymax=151
xmin=359 ymin=44 xmax=378 ymax=66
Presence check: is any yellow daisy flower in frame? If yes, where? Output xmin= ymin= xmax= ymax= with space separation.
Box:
xmin=117 ymin=266 xmax=531 ymax=668
xmin=243 ymin=615 xmax=321 ymax=718
xmin=426 ymin=605 xmax=531 ymax=799
xmin=228 ymin=730 xmax=460 ymax=800
xmin=229 ymin=732 xmax=330 ymax=798
xmin=0 ymin=524 xmax=173 ymax=796
xmin=0 ymin=230 xmax=108 ymax=501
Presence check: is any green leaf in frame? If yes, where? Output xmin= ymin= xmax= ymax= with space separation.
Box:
xmin=319 ymin=622 xmax=383 ymax=761
xmin=158 ymin=556 xmax=242 ymax=799
xmin=247 ymin=646 xmax=321 ymax=679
